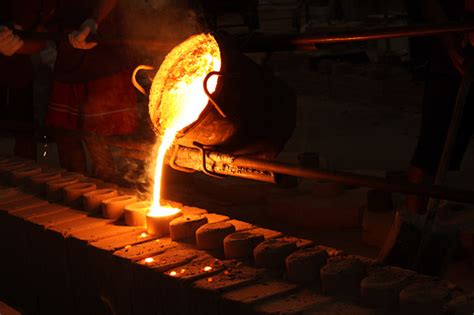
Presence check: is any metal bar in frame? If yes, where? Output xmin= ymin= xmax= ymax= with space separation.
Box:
xmin=232 ymin=156 xmax=474 ymax=204
xmin=17 ymin=22 xmax=474 ymax=52
xmin=240 ymin=21 xmax=474 ymax=52
xmin=171 ymin=145 xmax=474 ymax=204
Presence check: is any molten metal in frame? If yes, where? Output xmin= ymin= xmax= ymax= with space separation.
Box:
xmin=148 ymin=34 xmax=221 ymax=217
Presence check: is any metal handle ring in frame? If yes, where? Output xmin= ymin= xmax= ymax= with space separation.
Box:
xmin=203 ymin=71 xmax=227 ymax=118
xmin=132 ymin=65 xmax=155 ymax=95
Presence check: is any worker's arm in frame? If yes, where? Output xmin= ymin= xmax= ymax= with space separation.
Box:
xmin=69 ymin=0 xmax=118 ymax=50
xmin=421 ymin=0 xmax=465 ymax=74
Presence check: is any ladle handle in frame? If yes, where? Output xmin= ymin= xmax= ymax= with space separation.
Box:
xmin=203 ymin=71 xmax=227 ymax=118
xmin=132 ymin=65 xmax=155 ymax=95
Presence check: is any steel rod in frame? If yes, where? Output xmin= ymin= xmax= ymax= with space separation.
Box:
xmin=232 ymin=156 xmax=474 ymax=204
xmin=240 ymin=21 xmax=474 ymax=52
xmin=17 ymin=21 xmax=474 ymax=52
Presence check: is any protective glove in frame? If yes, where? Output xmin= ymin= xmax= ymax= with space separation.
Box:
xmin=0 ymin=25 xmax=24 ymax=56
xmin=68 ymin=19 xmax=98 ymax=50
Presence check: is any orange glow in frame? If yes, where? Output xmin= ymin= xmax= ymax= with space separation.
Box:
xmin=204 ymin=266 xmax=212 ymax=272
xmin=144 ymin=257 xmax=154 ymax=263
xmin=148 ymin=34 xmax=221 ymax=217
xmin=140 ymin=232 xmax=148 ymax=238
xmin=169 ymin=271 xmax=177 ymax=276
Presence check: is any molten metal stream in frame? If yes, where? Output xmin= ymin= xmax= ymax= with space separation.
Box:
xmin=148 ymin=34 xmax=221 ymax=217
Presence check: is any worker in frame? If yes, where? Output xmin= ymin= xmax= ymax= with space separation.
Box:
xmin=407 ymin=0 xmax=474 ymax=213
xmin=44 ymin=0 xmax=138 ymax=181
xmin=0 ymin=1 xmax=49 ymax=160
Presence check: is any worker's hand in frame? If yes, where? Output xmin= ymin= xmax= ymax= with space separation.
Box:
xmin=0 ymin=25 xmax=24 ymax=56
xmin=68 ymin=19 xmax=98 ymax=50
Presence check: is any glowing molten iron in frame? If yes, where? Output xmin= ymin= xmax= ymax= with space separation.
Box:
xmin=148 ymin=34 xmax=221 ymax=217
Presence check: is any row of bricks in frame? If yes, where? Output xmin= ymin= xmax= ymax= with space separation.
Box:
xmin=0 ymin=156 xmax=472 ymax=315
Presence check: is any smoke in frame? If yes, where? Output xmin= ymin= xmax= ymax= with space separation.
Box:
xmin=115 ymin=0 xmax=205 ymax=67
xmin=87 ymin=0 xmax=208 ymax=194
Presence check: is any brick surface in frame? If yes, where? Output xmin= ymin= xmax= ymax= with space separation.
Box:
xmin=254 ymin=290 xmax=333 ymax=315
xmin=360 ymin=266 xmax=415 ymax=308
xmin=10 ymin=203 xmax=65 ymax=219
xmin=222 ymin=278 xmax=299 ymax=309
xmin=91 ymin=229 xmax=155 ymax=252
xmin=320 ymin=255 xmax=372 ymax=301
xmin=285 ymin=246 xmax=328 ymax=283
xmin=254 ymin=239 xmax=298 ymax=269
xmin=114 ymin=237 xmax=177 ymax=261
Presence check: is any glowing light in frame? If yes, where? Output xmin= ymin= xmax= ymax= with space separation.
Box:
xmin=207 ymin=277 xmax=213 ymax=283
xmin=140 ymin=232 xmax=148 ymax=238
xmin=125 ymin=245 xmax=132 ymax=249
xmin=224 ymin=270 xmax=230 ymax=275
xmin=144 ymin=257 xmax=154 ymax=263
xmin=169 ymin=271 xmax=177 ymax=276
xmin=204 ymin=266 xmax=212 ymax=272
xmin=148 ymin=34 xmax=221 ymax=218
xmin=180 ymin=269 xmax=186 ymax=274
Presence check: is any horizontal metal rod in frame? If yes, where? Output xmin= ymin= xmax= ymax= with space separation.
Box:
xmin=171 ymin=145 xmax=474 ymax=204
xmin=17 ymin=21 xmax=474 ymax=52
xmin=233 ymin=156 xmax=474 ymax=204
xmin=241 ymin=21 xmax=474 ymax=52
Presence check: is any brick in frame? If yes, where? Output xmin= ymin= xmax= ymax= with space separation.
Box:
xmin=137 ymin=247 xmax=200 ymax=272
xmin=227 ymin=219 xmax=257 ymax=232
xmin=285 ymin=247 xmax=328 ymax=283
xmin=1 ymin=197 xmax=49 ymax=213
xmin=278 ymin=236 xmax=314 ymax=248
xmin=83 ymin=188 xmax=118 ymax=213
xmin=91 ymin=229 xmax=156 ymax=252
xmin=305 ymin=301 xmax=381 ymax=315
xmin=254 ymin=290 xmax=332 ymax=315
xmin=63 ymin=182 xmax=97 ymax=208
xmin=360 ymin=266 xmax=415 ymax=308
xmin=248 ymin=227 xmax=282 ymax=240
xmin=222 ymin=279 xmax=299 ymax=307
xmin=205 ymin=213 xmax=230 ymax=223
xmin=399 ymin=277 xmax=452 ymax=315
xmin=167 ymin=254 xmax=225 ymax=283
xmin=11 ymin=203 xmax=66 ymax=220
xmin=196 ymin=222 xmax=236 ymax=250
xmin=45 ymin=174 xmax=83 ymax=201
xmin=114 ymin=237 xmax=177 ymax=261
xmin=49 ymin=216 xmax=113 ymax=237
xmin=182 ymin=206 xmax=208 ymax=216
xmin=10 ymin=166 xmax=42 ymax=186
xmin=29 ymin=208 xmax=87 ymax=228
xmin=320 ymin=256 xmax=371 ymax=301
xmin=169 ymin=214 xmax=208 ymax=241
xmin=72 ymin=223 xmax=139 ymax=243
xmin=224 ymin=232 xmax=265 ymax=259
xmin=444 ymin=293 xmax=474 ymax=315
xmin=254 ymin=239 xmax=298 ymax=269
xmin=0 ymin=192 xmax=35 ymax=207
xmin=101 ymin=195 xmax=137 ymax=219
xmin=124 ymin=201 xmax=150 ymax=226
xmin=193 ymin=263 xmax=264 ymax=293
